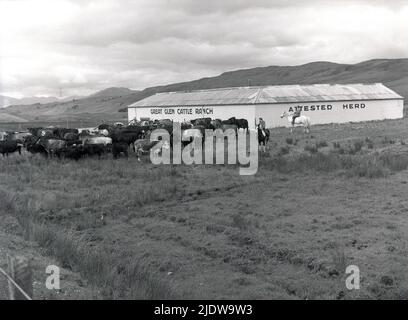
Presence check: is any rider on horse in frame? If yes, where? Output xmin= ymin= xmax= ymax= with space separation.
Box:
xmin=292 ymin=109 xmax=301 ymax=126
xmin=258 ymin=117 xmax=266 ymax=130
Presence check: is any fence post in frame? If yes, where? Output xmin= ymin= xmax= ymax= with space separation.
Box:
xmin=7 ymin=255 xmax=33 ymax=300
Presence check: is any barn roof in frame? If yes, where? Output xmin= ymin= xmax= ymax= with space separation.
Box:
xmin=128 ymin=83 xmax=403 ymax=108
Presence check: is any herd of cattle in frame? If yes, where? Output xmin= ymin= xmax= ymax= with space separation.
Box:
xmin=0 ymin=117 xmax=251 ymax=160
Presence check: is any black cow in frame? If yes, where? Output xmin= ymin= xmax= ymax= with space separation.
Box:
xmin=110 ymin=127 xmax=144 ymax=151
xmin=83 ymin=144 xmax=108 ymax=158
xmin=98 ymin=124 xmax=113 ymax=131
xmin=222 ymin=117 xmax=236 ymax=125
xmin=0 ymin=141 xmax=22 ymax=156
xmin=190 ymin=118 xmax=215 ymax=129
xmin=63 ymin=132 xmax=80 ymax=141
xmin=211 ymin=119 xmax=223 ymax=129
xmin=112 ymin=142 xmax=129 ymax=159
xmin=56 ymin=143 xmax=108 ymax=160
xmin=25 ymin=136 xmax=47 ymax=156
xmin=236 ymin=118 xmax=249 ymax=130
xmin=53 ymin=128 xmax=78 ymax=139
xmin=27 ymin=127 xmax=44 ymax=137
xmin=55 ymin=145 xmax=85 ymax=160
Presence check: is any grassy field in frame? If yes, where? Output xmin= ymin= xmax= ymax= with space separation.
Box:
xmin=2 ymin=118 xmax=408 ymax=299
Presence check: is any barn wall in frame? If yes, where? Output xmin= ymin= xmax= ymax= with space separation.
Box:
xmin=255 ymin=99 xmax=404 ymax=128
xmin=128 ymin=107 xmax=137 ymax=122
xmin=128 ymin=105 xmax=257 ymax=128
xmin=128 ymin=99 xmax=403 ymax=129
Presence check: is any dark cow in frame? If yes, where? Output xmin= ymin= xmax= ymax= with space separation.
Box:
xmin=222 ymin=117 xmax=236 ymax=125
xmin=39 ymin=129 xmax=55 ymax=139
xmin=235 ymin=118 xmax=249 ymax=130
xmin=27 ymin=127 xmax=54 ymax=138
xmin=158 ymin=119 xmax=173 ymax=127
xmin=0 ymin=140 xmax=22 ymax=156
xmin=24 ymin=136 xmax=47 ymax=156
xmin=57 ymin=144 xmax=108 ymax=160
xmin=110 ymin=126 xmax=144 ymax=151
xmin=220 ymin=117 xmax=248 ymax=130
xmin=211 ymin=119 xmax=223 ymax=129
xmin=55 ymin=145 xmax=85 ymax=160
xmin=63 ymin=132 xmax=79 ymax=141
xmin=190 ymin=118 xmax=214 ymax=129
xmin=53 ymin=128 xmax=78 ymax=139
xmin=83 ymin=144 xmax=108 ymax=158
xmin=97 ymin=124 xmax=113 ymax=131
xmin=27 ymin=127 xmax=44 ymax=137
xmin=112 ymin=142 xmax=129 ymax=159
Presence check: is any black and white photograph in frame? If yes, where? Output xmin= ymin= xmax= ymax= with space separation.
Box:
xmin=1 ymin=0 xmax=408 ymax=309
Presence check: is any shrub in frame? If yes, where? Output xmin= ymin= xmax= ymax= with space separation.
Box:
xmin=338 ymin=147 xmax=345 ymax=154
xmin=278 ymin=146 xmax=290 ymax=155
xmin=353 ymin=140 xmax=364 ymax=153
xmin=304 ymin=144 xmax=318 ymax=154
xmin=317 ymin=140 xmax=328 ymax=148
xmin=285 ymin=138 xmax=294 ymax=145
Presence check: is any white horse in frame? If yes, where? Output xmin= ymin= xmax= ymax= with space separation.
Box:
xmin=280 ymin=111 xmax=311 ymax=133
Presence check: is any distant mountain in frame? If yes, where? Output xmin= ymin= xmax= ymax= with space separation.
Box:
xmin=0 ymin=95 xmax=85 ymax=108
xmin=1 ymin=58 xmax=407 ymax=122
xmin=90 ymin=87 xmax=136 ymax=98
xmin=0 ymin=95 xmax=20 ymax=108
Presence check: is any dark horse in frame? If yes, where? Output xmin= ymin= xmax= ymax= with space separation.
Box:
xmin=257 ymin=127 xmax=270 ymax=152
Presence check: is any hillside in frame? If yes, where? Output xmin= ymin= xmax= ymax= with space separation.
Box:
xmin=0 ymin=113 xmax=28 ymax=123
xmin=1 ymin=58 xmax=408 ymax=122
xmin=0 ymin=95 xmax=20 ymax=108
xmin=0 ymin=94 xmax=85 ymax=109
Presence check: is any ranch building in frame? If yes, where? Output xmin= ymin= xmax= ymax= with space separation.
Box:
xmin=127 ymin=83 xmax=404 ymax=129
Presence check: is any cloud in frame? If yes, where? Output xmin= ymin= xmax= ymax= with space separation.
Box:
xmin=1 ymin=0 xmax=408 ymax=97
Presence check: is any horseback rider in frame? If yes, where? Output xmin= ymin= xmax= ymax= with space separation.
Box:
xmin=258 ymin=117 xmax=266 ymax=130
xmin=292 ymin=109 xmax=301 ymax=126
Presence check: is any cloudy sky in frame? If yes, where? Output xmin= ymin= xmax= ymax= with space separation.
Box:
xmin=1 ymin=0 xmax=408 ymax=98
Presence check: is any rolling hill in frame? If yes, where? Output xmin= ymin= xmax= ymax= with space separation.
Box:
xmin=0 ymin=113 xmax=28 ymax=123
xmin=0 ymin=94 xmax=86 ymax=109
xmin=1 ymin=58 xmax=408 ymax=123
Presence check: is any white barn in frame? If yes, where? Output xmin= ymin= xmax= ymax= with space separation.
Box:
xmin=128 ymin=83 xmax=404 ymax=129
